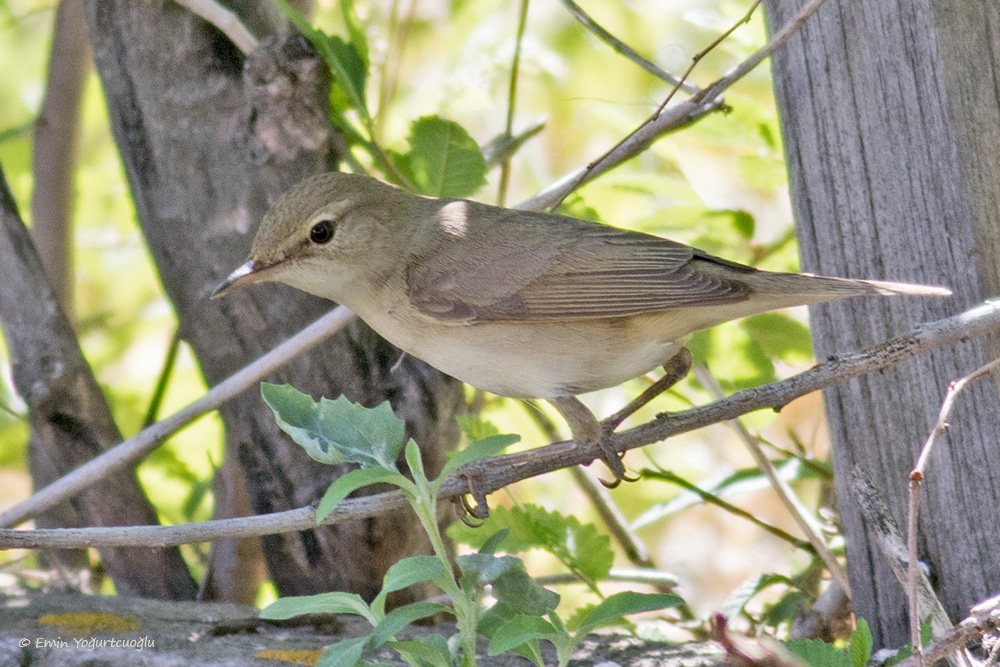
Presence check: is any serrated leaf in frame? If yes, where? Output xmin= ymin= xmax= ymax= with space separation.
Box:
xmin=396 ymin=116 xmax=487 ymax=198
xmin=317 ymin=467 xmax=412 ymax=522
xmin=848 ymin=618 xmax=873 ymax=667
xmin=785 ymin=637 xmax=851 ymax=667
xmin=370 ymin=602 xmax=450 ymax=647
xmin=487 ymin=615 xmax=556 ymax=656
xmin=317 ymin=636 xmax=368 ymax=667
xmin=262 ymin=384 xmax=405 ymax=471
xmin=261 ymin=591 xmax=377 ymax=626
xmin=575 ymin=592 xmax=684 ymax=633
xmin=449 ymin=504 xmax=613 ymax=582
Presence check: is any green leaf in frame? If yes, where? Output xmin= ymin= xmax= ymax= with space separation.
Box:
xmin=317 ymin=636 xmax=368 ymax=667
xmin=574 ymin=592 xmax=684 ymax=633
xmin=261 ymin=591 xmax=377 ymax=626
xmin=492 ymin=566 xmax=560 ymax=617
xmin=371 ymin=602 xmax=451 ymax=647
xmin=456 ymin=415 xmax=501 ymax=441
xmin=384 ymin=636 xmax=452 ymax=667
xmin=317 ymin=467 xmax=412 ymax=522
xmin=437 ymin=434 xmax=519 ymax=482
xmin=478 ymin=604 xmax=547 ymax=666
xmin=487 ymin=615 xmax=556 ymax=656
xmin=371 ymin=556 xmax=446 ymax=618
xmin=632 ymin=460 xmax=816 ymax=529
xmin=848 ymin=618 xmax=873 ymax=667
xmin=338 ymin=0 xmax=369 ymax=68
xmin=739 ymin=312 xmax=814 ymax=363
xmin=785 ymin=637 xmax=851 ymax=667
xmin=274 ymin=1 xmax=369 ymax=119
xmin=395 ymin=116 xmax=487 ymax=198
xmin=448 ymin=504 xmax=613 ymax=583
xmin=456 ymin=553 xmax=558 ymax=616
xmin=478 ymin=529 xmax=510 ymax=556
xmin=261 ymin=384 xmax=405 ymax=471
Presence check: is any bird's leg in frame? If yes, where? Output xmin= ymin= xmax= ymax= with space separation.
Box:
xmin=549 ymin=395 xmax=630 ymax=486
xmin=602 ymin=347 xmax=693 ymax=431
xmin=548 ymin=348 xmax=693 ymax=487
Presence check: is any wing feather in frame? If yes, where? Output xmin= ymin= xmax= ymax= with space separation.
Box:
xmin=405 ymin=200 xmax=751 ymax=322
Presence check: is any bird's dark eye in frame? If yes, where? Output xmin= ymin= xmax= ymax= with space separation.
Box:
xmin=309 ymin=219 xmax=336 ymax=244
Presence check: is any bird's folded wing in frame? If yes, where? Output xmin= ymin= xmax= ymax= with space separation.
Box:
xmin=406 ymin=211 xmax=752 ymax=322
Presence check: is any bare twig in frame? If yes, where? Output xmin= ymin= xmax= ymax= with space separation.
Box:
xmin=518 ymin=0 xmax=829 ymax=213
xmin=643 ymin=470 xmax=811 ymax=549
xmin=497 ymin=0 xmax=530 ymax=207
xmin=892 ymin=594 xmax=1000 ymax=667
xmin=2 ymin=300 xmax=999 ymax=550
xmin=694 ymin=365 xmax=851 ymax=598
xmin=851 ymin=468 xmax=964 ymax=667
xmin=0 ymin=306 xmax=355 ymax=530
xmin=141 ymin=327 xmax=181 ymax=428
xmin=173 ymin=0 xmax=258 ymax=55
xmin=907 ymin=357 xmax=1000 ymax=665
xmin=31 ymin=0 xmax=90 ymax=315
xmin=558 ymin=0 xmax=701 ymax=93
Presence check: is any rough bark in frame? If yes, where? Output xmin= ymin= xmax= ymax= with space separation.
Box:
xmin=0 ymin=166 xmax=197 ymax=599
xmin=765 ymin=0 xmax=1000 ymax=647
xmin=0 ymin=591 xmax=725 ymax=667
xmin=81 ymin=1 xmax=462 ymax=602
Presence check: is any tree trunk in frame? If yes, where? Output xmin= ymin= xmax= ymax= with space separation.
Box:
xmin=82 ymin=0 xmax=462 ymax=603
xmin=765 ymin=0 xmax=1000 ymax=647
xmin=0 ymin=167 xmax=197 ymax=599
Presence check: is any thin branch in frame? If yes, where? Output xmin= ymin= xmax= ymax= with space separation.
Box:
xmin=653 ymin=0 xmax=761 ymax=118
xmin=172 ymin=0 xmax=258 ymax=55
xmin=4 ymin=300 xmax=999 ymax=550
xmin=892 ymin=594 xmax=1000 ymax=667
xmin=694 ymin=365 xmax=851 ymax=598
xmin=558 ymin=0 xmax=701 ymax=93
xmin=0 ymin=306 xmax=356 ymax=530
xmin=497 ymin=0 xmax=530 ymax=207
xmin=851 ymin=468 xmax=964 ymax=667
xmin=517 ymin=0 xmax=829 ymax=213
xmin=643 ymin=470 xmax=811 ymax=550
xmin=907 ymin=356 xmax=1000 ymax=664
xmin=141 ymin=327 xmax=181 ymax=428
xmin=31 ymin=0 xmax=90 ymax=316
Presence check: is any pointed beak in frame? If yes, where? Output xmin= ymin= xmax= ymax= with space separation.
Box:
xmin=211 ymin=259 xmax=263 ymax=299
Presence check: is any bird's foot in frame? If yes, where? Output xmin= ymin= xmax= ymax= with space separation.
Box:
xmin=454 ymin=468 xmax=490 ymax=524
xmin=550 ymin=396 xmax=635 ymax=487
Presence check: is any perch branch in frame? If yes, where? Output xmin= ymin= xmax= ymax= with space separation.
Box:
xmin=3 ymin=300 xmax=1000 ymax=550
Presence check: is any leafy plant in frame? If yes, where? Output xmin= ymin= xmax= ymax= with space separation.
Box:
xmin=259 ymin=383 xmax=682 ymax=666
xmin=275 ymin=0 xmax=487 ymax=198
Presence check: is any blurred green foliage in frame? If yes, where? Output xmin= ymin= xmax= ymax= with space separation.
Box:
xmin=0 ymin=0 xmax=836 ymax=630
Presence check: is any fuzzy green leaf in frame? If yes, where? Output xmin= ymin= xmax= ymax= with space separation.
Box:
xmin=262 ymin=384 xmax=405 ymax=471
